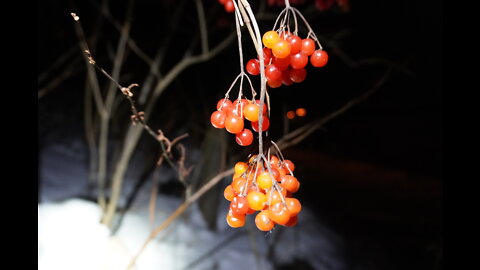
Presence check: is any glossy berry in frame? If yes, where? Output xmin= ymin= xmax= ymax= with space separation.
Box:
xmin=251 ymin=116 xmax=270 ymax=132
xmin=272 ymin=56 xmax=290 ymax=71
xmin=236 ymin=129 xmax=254 ymax=146
xmin=282 ymin=159 xmax=295 ymax=172
xmin=234 ymin=161 xmax=248 ymax=175
xmin=224 ymin=0 xmax=235 ymax=13
xmin=257 ymin=171 xmax=274 ymax=190
xmin=285 ymin=197 xmax=302 ymax=216
xmin=230 ymin=195 xmax=250 ymax=215
xmin=232 ymin=177 xmax=248 ymax=194
xmin=261 ymin=47 xmax=273 ymax=65
xmin=246 ymin=59 xmax=260 ymax=75
xmin=290 ymin=52 xmax=308 ymax=69
xmin=301 ymin=38 xmax=316 ymax=56
xmin=210 ymin=110 xmax=227 ymax=129
xmin=265 ymin=64 xmax=282 ymax=82
xmin=243 ymin=103 xmax=260 ymax=122
xmin=225 ymin=115 xmax=244 ymax=134
xmin=226 ymin=209 xmax=245 ymax=228
xmin=272 ymin=40 xmax=291 ymax=59
xmin=224 ymin=185 xmax=235 ymax=201
xmin=247 ymin=191 xmax=267 ymax=211
xmin=267 ymin=79 xmax=282 ymax=88
xmin=280 ymin=175 xmax=300 ymax=193
xmin=287 ymin=35 xmax=302 ymax=54
xmin=217 ymin=98 xmax=233 ymax=112
xmin=255 ymin=210 xmax=275 ymax=231
xmin=268 ymin=202 xmax=291 ymax=225
xmin=254 ymin=100 xmax=268 ymax=115
xmin=262 ymin=31 xmax=280 ymax=49
xmin=310 ymin=49 xmax=329 ymax=67
xmin=281 ymin=69 xmax=293 ymax=86
xmin=290 ymin=68 xmax=307 ymax=83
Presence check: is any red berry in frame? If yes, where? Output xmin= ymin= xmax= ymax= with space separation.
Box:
xmin=252 ymin=117 xmax=270 ymax=132
xmin=272 ymin=56 xmax=290 ymax=71
xmin=267 ymin=79 xmax=282 ymax=88
xmin=254 ymin=100 xmax=268 ymax=115
xmin=265 ymin=64 xmax=282 ymax=82
xmin=225 ymin=115 xmax=244 ymax=134
xmin=210 ymin=110 xmax=227 ymax=129
xmin=230 ymin=196 xmax=250 ymax=215
xmin=310 ymin=50 xmax=329 ymax=67
xmin=224 ymin=0 xmax=235 ymax=13
xmin=290 ymin=52 xmax=308 ymax=69
xmin=236 ymin=129 xmax=254 ymax=146
xmin=301 ymin=38 xmax=316 ymax=56
xmin=282 ymin=69 xmax=293 ymax=86
xmin=217 ymin=98 xmax=233 ymax=112
xmin=261 ymin=48 xmax=273 ymax=65
xmin=287 ymin=35 xmax=302 ymax=54
xmin=246 ymin=59 xmax=260 ymax=75
xmin=290 ymin=68 xmax=307 ymax=83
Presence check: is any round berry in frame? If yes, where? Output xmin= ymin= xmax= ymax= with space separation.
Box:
xmin=226 ymin=209 xmax=245 ymax=228
xmin=210 ymin=110 xmax=227 ymax=129
xmin=290 ymin=68 xmax=307 ymax=83
xmin=268 ymin=202 xmax=291 ymax=225
xmin=247 ymin=191 xmax=267 ymax=211
xmin=251 ymin=116 xmax=270 ymax=132
xmin=265 ymin=64 xmax=282 ymax=82
xmin=272 ymin=40 xmax=291 ymax=59
xmin=243 ymin=103 xmax=260 ymax=122
xmin=256 ymin=171 xmax=273 ymax=190
xmin=287 ymin=35 xmax=302 ymax=54
xmin=246 ymin=59 xmax=260 ymax=75
xmin=301 ymin=38 xmax=316 ymax=56
xmin=290 ymin=52 xmax=308 ymax=69
xmin=225 ymin=115 xmax=244 ymax=134
xmin=255 ymin=210 xmax=275 ymax=231
xmin=310 ymin=49 xmax=329 ymax=67
xmin=262 ymin=31 xmax=280 ymax=49
xmin=236 ymin=129 xmax=254 ymax=146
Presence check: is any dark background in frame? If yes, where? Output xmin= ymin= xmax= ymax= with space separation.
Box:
xmin=38 ymin=0 xmax=442 ymax=269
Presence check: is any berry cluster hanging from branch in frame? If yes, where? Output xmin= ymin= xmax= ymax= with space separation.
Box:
xmin=211 ymin=0 xmax=329 ymax=231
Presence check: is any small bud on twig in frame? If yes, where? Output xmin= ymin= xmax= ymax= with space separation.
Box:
xmin=70 ymin=13 xmax=79 ymax=21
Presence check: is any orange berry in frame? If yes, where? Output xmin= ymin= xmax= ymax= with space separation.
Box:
xmin=234 ymin=161 xmax=248 ymax=175
xmin=255 ymin=210 xmax=275 ymax=231
xmin=256 ymin=171 xmax=274 ymax=190
xmin=272 ymin=40 xmax=291 ymax=59
xmin=285 ymin=197 xmax=302 ymax=216
xmin=226 ymin=209 xmax=245 ymax=228
xmin=232 ymin=177 xmax=248 ymax=194
xmin=243 ymin=103 xmax=260 ymax=122
xmin=247 ymin=191 xmax=267 ymax=211
xmin=262 ymin=31 xmax=280 ymax=49
xmin=282 ymin=159 xmax=295 ymax=173
xmin=224 ymin=185 xmax=235 ymax=201
xmin=280 ymin=175 xmax=300 ymax=193
xmin=268 ymin=202 xmax=291 ymax=225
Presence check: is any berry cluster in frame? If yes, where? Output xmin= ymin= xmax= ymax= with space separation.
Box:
xmin=246 ymin=30 xmax=328 ymax=88
xmin=224 ymin=155 xmax=302 ymax=231
xmin=210 ymin=97 xmax=270 ymax=147
xmin=217 ymin=0 xmax=235 ymax=13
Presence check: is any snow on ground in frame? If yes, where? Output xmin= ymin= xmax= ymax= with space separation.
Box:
xmin=39 ymin=140 xmax=347 ymax=270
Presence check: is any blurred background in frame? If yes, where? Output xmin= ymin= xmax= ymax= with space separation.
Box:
xmin=38 ymin=0 xmax=442 ymax=269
